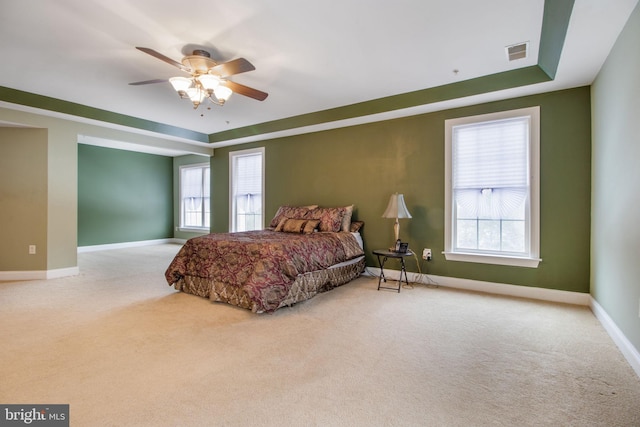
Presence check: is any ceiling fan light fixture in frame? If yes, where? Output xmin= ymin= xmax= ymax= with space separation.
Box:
xmin=213 ymin=85 xmax=233 ymax=104
xmin=132 ymin=47 xmax=268 ymax=109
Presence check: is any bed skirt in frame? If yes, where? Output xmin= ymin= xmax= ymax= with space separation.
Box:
xmin=173 ymin=256 xmax=365 ymax=313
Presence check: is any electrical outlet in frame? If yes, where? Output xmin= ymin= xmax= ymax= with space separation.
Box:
xmin=28 ymin=245 xmax=36 ymax=255
xmin=422 ymin=248 xmax=432 ymax=261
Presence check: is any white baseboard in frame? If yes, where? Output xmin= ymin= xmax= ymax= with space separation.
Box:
xmin=433 ymin=273 xmax=590 ymax=305
xmin=590 ymin=297 xmax=640 ymax=378
xmin=0 ymin=266 xmax=79 ymax=281
xmin=365 ymin=267 xmax=590 ymax=306
xmin=78 ymin=238 xmax=179 ymax=253
xmin=0 ymin=270 xmax=48 ymax=281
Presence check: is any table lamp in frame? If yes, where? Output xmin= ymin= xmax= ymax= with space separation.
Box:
xmin=382 ymin=193 xmax=412 ymax=246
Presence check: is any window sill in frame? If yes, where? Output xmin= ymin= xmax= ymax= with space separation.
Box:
xmin=443 ymin=252 xmax=541 ymax=268
xmin=178 ymin=227 xmax=210 ymax=234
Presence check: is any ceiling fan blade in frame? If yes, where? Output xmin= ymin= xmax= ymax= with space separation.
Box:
xmin=136 ymin=47 xmax=191 ymax=72
xmin=225 ymin=81 xmax=268 ymax=101
xmin=210 ymin=58 xmax=255 ymax=77
xmin=129 ymin=78 xmax=168 ymax=86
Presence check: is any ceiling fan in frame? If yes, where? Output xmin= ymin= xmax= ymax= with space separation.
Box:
xmin=130 ymin=47 xmax=268 ymax=109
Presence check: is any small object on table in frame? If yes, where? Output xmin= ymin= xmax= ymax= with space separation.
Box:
xmin=373 ymin=249 xmax=414 ymax=292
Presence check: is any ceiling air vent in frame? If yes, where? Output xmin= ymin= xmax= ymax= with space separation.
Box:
xmin=506 ymin=42 xmax=529 ymax=61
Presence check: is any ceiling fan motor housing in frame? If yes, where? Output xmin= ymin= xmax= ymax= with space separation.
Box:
xmin=183 ymin=50 xmax=217 ymax=74
xmin=191 ymin=49 xmax=210 ymax=57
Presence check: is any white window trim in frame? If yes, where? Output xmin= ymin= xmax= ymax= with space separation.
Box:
xmin=229 ymin=147 xmax=265 ymax=232
xmin=444 ymin=106 xmax=541 ymax=268
xmin=178 ymin=162 xmax=210 ymax=232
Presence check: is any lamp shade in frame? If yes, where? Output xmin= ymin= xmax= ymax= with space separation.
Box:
xmin=382 ymin=193 xmax=412 ymax=219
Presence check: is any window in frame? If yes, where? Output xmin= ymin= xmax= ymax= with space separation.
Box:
xmin=444 ymin=107 xmax=540 ymax=268
xmin=229 ymin=147 xmax=264 ymax=232
xmin=179 ymin=163 xmax=210 ymax=230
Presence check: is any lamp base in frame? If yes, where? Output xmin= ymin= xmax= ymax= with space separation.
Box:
xmin=393 ymin=219 xmax=400 ymax=242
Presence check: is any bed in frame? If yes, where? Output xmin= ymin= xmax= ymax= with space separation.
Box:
xmin=165 ymin=205 xmax=365 ymax=313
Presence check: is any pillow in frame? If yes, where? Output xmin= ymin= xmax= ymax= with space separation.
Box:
xmin=349 ymin=221 xmax=364 ymax=233
xmin=341 ymin=205 xmax=354 ymax=232
xmin=269 ymin=205 xmax=318 ymax=228
xmin=307 ymin=207 xmax=347 ymax=232
xmin=302 ymin=219 xmax=321 ymax=234
xmin=276 ymin=218 xmax=321 ymax=234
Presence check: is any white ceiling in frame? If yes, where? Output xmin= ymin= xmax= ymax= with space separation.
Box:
xmin=0 ymin=0 xmax=638 ymax=150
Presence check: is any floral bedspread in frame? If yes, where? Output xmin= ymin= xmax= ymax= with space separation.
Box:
xmin=165 ymin=230 xmax=364 ymax=312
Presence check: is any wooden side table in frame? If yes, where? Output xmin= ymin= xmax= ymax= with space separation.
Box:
xmin=373 ymin=249 xmax=413 ymax=292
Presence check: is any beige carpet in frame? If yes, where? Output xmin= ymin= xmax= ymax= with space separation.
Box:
xmin=1 ymin=244 xmax=639 ymax=426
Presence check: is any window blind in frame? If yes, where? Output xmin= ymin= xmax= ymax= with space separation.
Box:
xmin=182 ymin=168 xmax=204 ymax=199
xmin=233 ymin=153 xmax=262 ymax=197
xmin=233 ymin=154 xmax=262 ymax=202
xmin=231 ymin=150 xmax=263 ymax=231
xmin=180 ymin=165 xmax=210 ymax=228
xmin=453 ymin=117 xmax=529 ymax=189
xmin=452 ymin=117 xmax=529 ymax=220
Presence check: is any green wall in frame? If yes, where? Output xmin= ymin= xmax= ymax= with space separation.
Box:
xmin=211 ymin=87 xmax=591 ymax=293
xmin=591 ymin=3 xmax=640 ymax=353
xmin=78 ymin=144 xmax=173 ymax=246
xmin=0 ymin=128 xmax=48 ymax=271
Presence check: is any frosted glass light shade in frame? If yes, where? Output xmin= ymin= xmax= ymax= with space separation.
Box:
xmin=169 ymin=77 xmax=192 ymax=92
xmin=214 ymin=85 xmax=233 ymax=102
xmin=186 ymin=87 xmax=205 ymax=103
xmin=198 ymin=74 xmax=220 ymax=90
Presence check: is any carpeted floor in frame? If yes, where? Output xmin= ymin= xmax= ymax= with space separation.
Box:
xmin=1 ymin=244 xmax=639 ymax=426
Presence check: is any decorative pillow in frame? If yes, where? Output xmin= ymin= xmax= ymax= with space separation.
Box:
xmin=341 ymin=205 xmax=354 ymax=232
xmin=349 ymin=221 xmax=364 ymax=233
xmin=276 ymin=218 xmax=321 ymax=234
xmin=269 ymin=205 xmax=318 ymax=228
xmin=301 ymin=219 xmax=321 ymax=234
xmin=307 ymin=207 xmax=347 ymax=232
